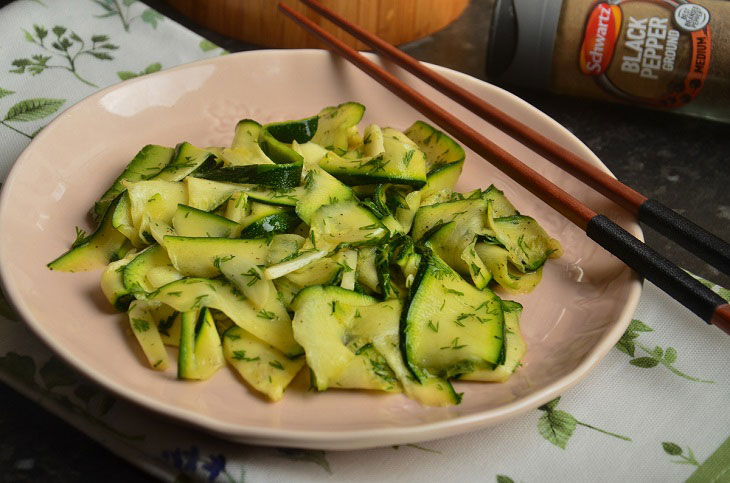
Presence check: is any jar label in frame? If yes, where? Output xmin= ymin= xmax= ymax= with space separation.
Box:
xmin=579 ymin=3 xmax=622 ymax=76
xmin=576 ymin=0 xmax=713 ymax=108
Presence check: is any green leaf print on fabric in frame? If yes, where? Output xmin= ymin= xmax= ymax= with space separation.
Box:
xmin=693 ymin=274 xmax=730 ymax=303
xmin=0 ymin=351 xmax=143 ymax=441
xmin=200 ymin=39 xmax=218 ymax=52
xmin=276 ymin=448 xmax=331 ymax=474
xmin=616 ymin=319 xmax=652 ymax=356
xmin=538 ymin=397 xmax=631 ymax=449
xmin=662 ymin=441 xmax=700 ymax=467
xmin=92 ymin=0 xmax=163 ymax=32
xmin=11 ymin=25 xmax=117 ymax=87
xmin=662 ymin=442 xmax=683 ymax=455
xmin=1 ymin=97 xmax=64 ymax=139
xmin=117 ymin=62 xmax=161 ymax=80
xmin=5 ymin=97 xmax=64 ymax=122
xmin=74 ymin=383 xmax=116 ymax=417
xmin=39 ymin=356 xmax=78 ymax=390
xmin=686 ymin=436 xmax=730 ymax=483
xmin=538 ymin=406 xmax=575 ymax=449
xmin=616 ymin=319 xmax=714 ymax=383
xmin=199 ymin=39 xmax=229 ymax=55
xmin=0 ymin=88 xmax=14 ymax=99
xmin=496 ymin=475 xmax=515 ymax=483
xmin=391 ymin=443 xmax=441 ymax=454
xmin=717 ymin=286 xmax=730 ymax=302
xmin=141 ymin=8 xmax=164 ymax=28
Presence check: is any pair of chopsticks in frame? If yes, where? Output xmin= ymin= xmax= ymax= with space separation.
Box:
xmin=278 ymin=0 xmax=730 ymax=335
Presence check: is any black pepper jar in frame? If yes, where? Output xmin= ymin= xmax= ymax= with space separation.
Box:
xmin=486 ymin=0 xmax=730 ymax=123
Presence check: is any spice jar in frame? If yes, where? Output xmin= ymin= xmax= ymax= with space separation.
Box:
xmin=487 ymin=0 xmax=730 ymax=122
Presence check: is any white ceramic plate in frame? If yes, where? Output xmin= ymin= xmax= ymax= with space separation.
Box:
xmin=0 ymin=50 xmax=642 ymax=450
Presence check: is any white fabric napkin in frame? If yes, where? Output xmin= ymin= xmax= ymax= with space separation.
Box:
xmin=1 ymin=1 xmax=729 ymax=481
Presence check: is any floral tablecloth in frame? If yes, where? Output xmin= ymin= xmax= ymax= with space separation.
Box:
xmin=1 ymin=1 xmax=729 ymax=481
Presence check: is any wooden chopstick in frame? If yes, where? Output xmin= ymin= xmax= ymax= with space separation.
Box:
xmin=278 ymin=2 xmax=730 ymax=335
xmin=297 ymin=0 xmax=730 ymax=280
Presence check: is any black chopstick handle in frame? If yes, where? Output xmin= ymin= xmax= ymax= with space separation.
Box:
xmin=586 ymin=215 xmax=726 ymax=324
xmin=638 ymin=198 xmax=730 ymax=277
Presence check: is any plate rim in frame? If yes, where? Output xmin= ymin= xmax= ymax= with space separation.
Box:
xmin=0 ymin=49 xmax=643 ymax=450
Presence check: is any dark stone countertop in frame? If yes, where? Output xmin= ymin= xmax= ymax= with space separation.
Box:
xmin=1 ymin=0 xmax=728 ymax=480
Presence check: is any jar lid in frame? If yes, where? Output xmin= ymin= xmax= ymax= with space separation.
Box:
xmin=487 ymin=0 xmax=564 ymax=89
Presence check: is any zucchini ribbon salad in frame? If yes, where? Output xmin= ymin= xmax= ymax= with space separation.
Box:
xmin=49 ymin=102 xmax=561 ymax=406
